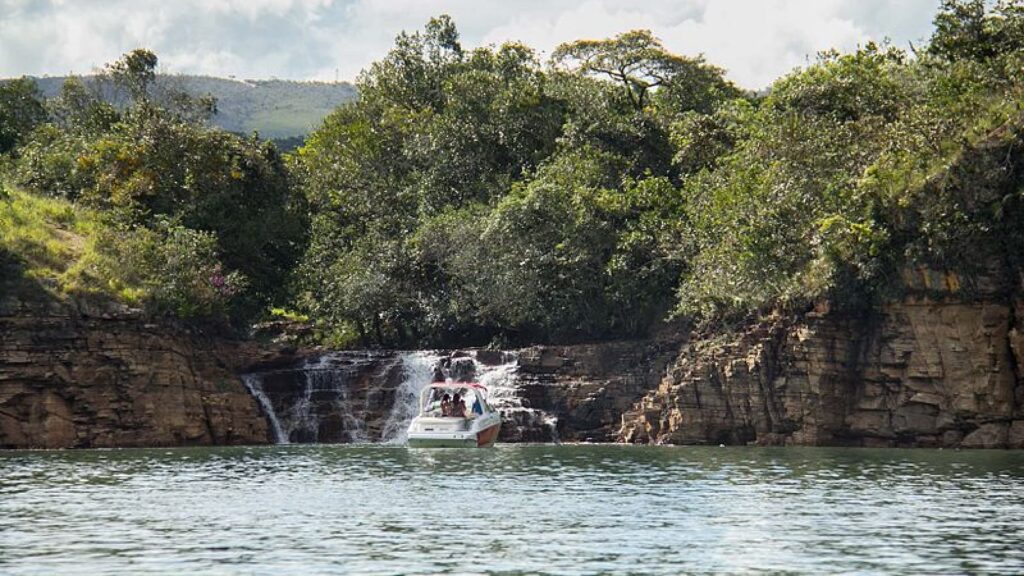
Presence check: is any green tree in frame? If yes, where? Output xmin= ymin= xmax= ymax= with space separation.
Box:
xmin=46 ymin=77 xmax=118 ymax=136
xmin=0 ymin=77 xmax=47 ymax=155
xmin=358 ymin=15 xmax=464 ymax=113
xmin=8 ymin=49 xmax=305 ymax=325
xmin=107 ymin=48 xmax=159 ymax=105
xmin=670 ymin=100 xmax=752 ymax=174
xmin=292 ymin=6 xmax=1024 ymax=345
xmin=673 ymin=45 xmax=912 ymax=319
xmin=552 ymin=30 xmax=726 ymax=111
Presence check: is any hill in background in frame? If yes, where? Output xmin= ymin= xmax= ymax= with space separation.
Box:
xmin=29 ymin=75 xmax=357 ymax=147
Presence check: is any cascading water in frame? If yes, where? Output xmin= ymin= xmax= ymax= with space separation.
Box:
xmin=242 ymin=374 xmax=287 ymax=444
xmin=378 ymin=350 xmax=560 ymax=444
xmin=473 ymin=352 xmax=559 ymax=442
xmin=244 ymin=349 xmax=559 ymax=445
xmin=242 ymin=352 xmax=401 ymax=444
xmin=380 ymin=352 xmax=444 ymax=444
xmin=299 ymin=354 xmax=370 ymax=443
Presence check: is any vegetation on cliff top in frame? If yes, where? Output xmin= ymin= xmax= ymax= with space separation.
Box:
xmin=1 ymin=51 xmax=307 ymax=323
xmin=0 ymin=187 xmax=99 ymax=301
xmin=1 ymin=0 xmax=1023 ymax=345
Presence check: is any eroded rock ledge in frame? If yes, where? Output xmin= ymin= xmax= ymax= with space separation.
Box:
xmin=0 ymin=299 xmax=280 ymax=449
xmin=618 ymin=300 xmax=1024 ymax=449
xmin=3 ymin=295 xmax=1023 ymax=449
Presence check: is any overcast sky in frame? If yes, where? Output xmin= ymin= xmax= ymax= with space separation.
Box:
xmin=1 ymin=0 xmax=941 ymax=90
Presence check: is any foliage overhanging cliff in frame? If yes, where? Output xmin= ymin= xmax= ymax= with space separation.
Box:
xmin=1 ymin=0 xmax=1023 ymax=348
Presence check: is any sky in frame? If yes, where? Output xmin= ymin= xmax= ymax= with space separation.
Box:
xmin=0 ymin=0 xmax=942 ymax=90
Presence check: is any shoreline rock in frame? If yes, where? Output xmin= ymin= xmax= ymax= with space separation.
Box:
xmin=617 ymin=300 xmax=1024 ymax=449
xmin=0 ymin=301 xmax=284 ymax=449
xmin=3 ymin=295 xmax=1023 ymax=449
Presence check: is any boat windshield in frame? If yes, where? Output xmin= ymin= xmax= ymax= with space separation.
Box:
xmin=420 ymin=386 xmax=488 ymax=418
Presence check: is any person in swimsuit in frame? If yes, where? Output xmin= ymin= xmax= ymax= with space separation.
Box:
xmin=451 ymin=393 xmax=467 ymax=418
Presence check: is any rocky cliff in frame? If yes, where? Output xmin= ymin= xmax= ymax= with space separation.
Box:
xmin=618 ymin=298 xmax=1024 ymax=449
xmin=515 ymin=340 xmax=682 ymax=441
xmin=0 ymin=299 xmax=275 ymax=449
xmin=4 ymin=294 xmax=1023 ymax=449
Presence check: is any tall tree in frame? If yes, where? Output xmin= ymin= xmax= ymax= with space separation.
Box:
xmin=106 ymin=48 xmax=159 ymax=105
xmin=552 ymin=30 xmax=736 ymax=112
xmin=0 ymin=77 xmax=47 ymax=155
xmin=928 ymin=0 xmax=1024 ymax=62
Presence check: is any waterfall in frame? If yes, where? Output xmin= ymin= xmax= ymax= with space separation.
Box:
xmin=474 ymin=352 xmax=559 ymax=443
xmin=380 ymin=352 xmax=444 ymax=444
xmin=243 ymin=349 xmax=559 ymax=445
xmin=378 ymin=350 xmax=559 ymax=444
xmin=298 ymin=354 xmax=370 ymax=443
xmin=242 ymin=374 xmax=288 ymax=444
xmin=240 ymin=352 xmax=399 ymax=444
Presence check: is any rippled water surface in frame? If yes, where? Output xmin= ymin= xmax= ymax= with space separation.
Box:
xmin=2 ymin=445 xmax=1023 ymax=574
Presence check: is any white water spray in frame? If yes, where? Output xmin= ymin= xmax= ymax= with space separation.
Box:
xmin=474 ymin=352 xmax=559 ymax=442
xmin=380 ymin=352 xmax=444 ymax=444
xmin=242 ymin=373 xmax=288 ymax=444
xmin=377 ymin=350 xmax=559 ymax=444
xmin=243 ymin=349 xmax=559 ymax=444
xmin=298 ymin=354 xmax=370 ymax=443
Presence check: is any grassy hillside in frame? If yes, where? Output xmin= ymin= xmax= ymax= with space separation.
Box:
xmin=0 ymin=184 xmax=101 ymax=302
xmin=29 ymin=75 xmax=357 ymax=142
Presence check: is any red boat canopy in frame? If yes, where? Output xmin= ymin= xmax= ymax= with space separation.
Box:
xmin=428 ymin=381 xmax=488 ymax=391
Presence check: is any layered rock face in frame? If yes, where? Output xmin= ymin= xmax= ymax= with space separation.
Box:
xmin=3 ymin=295 xmax=1022 ymax=449
xmin=242 ymin=350 xmax=567 ymax=444
xmin=237 ymin=346 xmax=679 ymax=445
xmin=0 ymin=302 xmax=271 ymax=449
xmin=242 ymin=352 xmax=407 ymax=443
xmin=619 ymin=300 xmax=1024 ymax=448
xmin=515 ymin=340 xmax=682 ymax=442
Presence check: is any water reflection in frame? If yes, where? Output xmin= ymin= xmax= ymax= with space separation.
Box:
xmin=1 ymin=445 xmax=1023 ymax=574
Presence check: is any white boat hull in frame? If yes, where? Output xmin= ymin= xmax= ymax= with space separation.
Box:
xmin=407 ymin=414 xmax=501 ymax=448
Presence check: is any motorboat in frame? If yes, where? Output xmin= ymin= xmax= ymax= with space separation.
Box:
xmin=406 ymin=382 xmax=501 ymax=447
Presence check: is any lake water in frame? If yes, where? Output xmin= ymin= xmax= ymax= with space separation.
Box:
xmin=1 ymin=444 xmax=1023 ymax=575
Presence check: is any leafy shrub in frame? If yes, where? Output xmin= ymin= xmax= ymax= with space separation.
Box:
xmin=4 ymin=50 xmax=306 ymax=325
xmin=71 ymin=220 xmax=245 ymax=320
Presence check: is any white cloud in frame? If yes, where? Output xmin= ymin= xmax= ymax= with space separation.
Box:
xmin=0 ymin=0 xmax=940 ymax=89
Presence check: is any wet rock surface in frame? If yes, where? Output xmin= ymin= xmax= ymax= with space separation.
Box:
xmin=244 ymin=352 xmax=406 ymax=443
xmin=243 ymin=350 xmax=563 ymax=444
xmin=515 ymin=340 xmax=683 ymax=442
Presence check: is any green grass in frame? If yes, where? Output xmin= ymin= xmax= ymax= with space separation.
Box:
xmin=0 ymin=184 xmax=100 ymax=300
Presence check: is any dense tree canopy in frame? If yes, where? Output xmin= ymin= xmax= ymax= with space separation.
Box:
xmin=292 ymin=1 xmax=1024 ymax=346
xmin=1 ymin=50 xmax=306 ymax=326
xmin=2 ymin=0 xmax=1022 ymax=346
xmin=289 ymin=16 xmax=737 ymax=345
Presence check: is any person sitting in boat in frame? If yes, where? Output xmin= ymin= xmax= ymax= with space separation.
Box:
xmin=450 ymin=393 xmax=467 ymax=418
xmin=423 ymin=390 xmax=443 ymax=415
xmin=471 ymin=395 xmax=484 ymax=416
xmin=440 ymin=393 xmax=452 ymax=417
